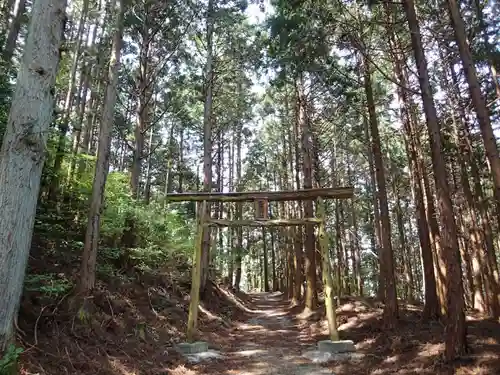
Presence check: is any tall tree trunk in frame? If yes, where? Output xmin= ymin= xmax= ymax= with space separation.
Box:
xmin=335 ymin=199 xmax=344 ymax=295
xmin=49 ymin=0 xmax=89 ymax=200
xmin=441 ymin=56 xmax=493 ymax=313
xmin=2 ymin=0 xmax=26 ymax=63
xmin=473 ymin=0 xmax=500 ymax=99
xmin=402 ymin=198 xmax=416 ymax=302
xmin=200 ymin=0 xmax=214 ymax=292
xmin=131 ymin=18 xmax=152 ymax=198
xmin=227 ymin=137 xmax=234 ymax=286
xmin=352 ymin=209 xmax=362 ymax=296
xmin=79 ymin=0 xmax=124 ymax=294
xmin=164 ymin=123 xmax=176 ymax=196
xmin=445 ymin=19 xmax=500 ymax=318
xmin=340 ymin=201 xmax=350 ymax=295
xmin=263 ymin=227 xmax=269 ymax=292
xmin=388 ymin=31 xmax=440 ymax=318
xmin=68 ymin=16 xmax=99 ymax=180
xmin=448 ymin=60 xmax=500 ymax=314
xmin=144 ymin=123 xmax=155 ymax=204
xmin=234 ymin=133 xmax=243 ymax=291
xmin=77 ymin=68 xmax=101 ymax=176
xmin=288 ymin=88 xmax=303 ymax=303
xmin=216 ymin=134 xmax=224 ymax=276
xmin=363 ymin=53 xmax=398 ymax=325
xmin=402 ymin=118 xmax=440 ymax=318
xmin=362 ymin=109 xmax=383 ymax=299
xmin=297 ymin=76 xmax=317 ymax=312
xmin=395 ymin=188 xmax=412 ymax=302
xmin=403 ymin=0 xmax=467 ymax=359
xmin=77 ymin=1 xmax=113 ymax=177
xmin=410 ymin=104 xmax=447 ymax=315
xmin=178 ymin=127 xmax=184 ymax=192
xmin=0 ymin=0 xmax=66 ymax=350
xmin=271 ymin=227 xmax=277 ymax=291
xmin=447 ymin=0 xmax=500 ymax=230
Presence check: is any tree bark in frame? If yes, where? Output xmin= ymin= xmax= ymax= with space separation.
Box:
xmin=271 ymin=227 xmax=277 ymax=291
xmin=2 ymin=0 xmax=26 ymax=63
xmin=49 ymin=0 xmax=89 ymax=200
xmin=233 ymin=128 xmax=243 ymax=290
xmin=388 ymin=29 xmax=440 ymax=318
xmin=288 ymin=87 xmax=303 ymax=303
xmin=79 ymin=0 xmax=124 ymax=294
xmin=297 ymin=75 xmax=317 ymax=311
xmin=263 ymin=227 xmax=269 ymax=292
xmin=472 ymin=0 xmax=500 ymax=99
xmin=363 ymin=53 xmax=398 ymax=325
xmin=131 ymin=15 xmax=152 ymax=198
xmin=402 ymin=117 xmax=440 ymax=318
xmin=448 ymin=59 xmax=500 ymax=315
xmin=200 ymin=0 xmax=214 ymax=292
xmin=68 ymin=17 xmax=98 ymax=180
xmin=447 ymin=0 xmax=500 ymax=231
xmin=362 ymin=108 xmax=383 ymax=299
xmin=443 ymin=72 xmax=490 ymax=313
xmin=0 ymin=0 xmax=66 ymax=350
xmin=403 ymin=0 xmax=467 ymax=359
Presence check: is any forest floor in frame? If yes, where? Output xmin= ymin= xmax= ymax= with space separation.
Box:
xmin=17 ymin=272 xmax=500 ymax=375
xmin=177 ymin=292 xmax=500 ymax=375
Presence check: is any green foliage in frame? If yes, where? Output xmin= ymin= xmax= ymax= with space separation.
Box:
xmin=0 ymin=63 xmax=14 ymax=144
xmin=24 ymin=274 xmax=73 ymax=296
xmin=100 ymin=172 xmax=134 ymax=239
xmin=97 ymin=172 xmax=195 ymax=271
xmin=0 ymin=345 xmax=23 ymax=375
xmin=32 ymin=161 xmax=196 ymax=289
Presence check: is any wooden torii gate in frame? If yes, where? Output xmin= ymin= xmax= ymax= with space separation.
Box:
xmin=165 ymin=186 xmax=354 ymax=343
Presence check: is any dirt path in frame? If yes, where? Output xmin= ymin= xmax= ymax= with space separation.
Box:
xmin=190 ymin=292 xmax=335 ymax=375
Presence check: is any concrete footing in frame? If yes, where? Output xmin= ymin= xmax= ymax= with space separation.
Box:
xmin=175 ymin=341 xmax=209 ymax=354
xmin=302 ymin=339 xmax=358 ymax=364
xmin=175 ymin=341 xmax=223 ymax=363
xmin=317 ymin=339 xmax=356 ymax=353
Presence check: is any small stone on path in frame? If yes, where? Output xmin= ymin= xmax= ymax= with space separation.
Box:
xmin=302 ymin=350 xmax=364 ymax=364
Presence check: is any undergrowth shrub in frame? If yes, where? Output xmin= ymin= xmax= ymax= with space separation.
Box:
xmin=24 ymin=274 xmax=73 ymax=296
xmin=29 ymin=168 xmax=196 ymax=291
xmin=0 ymin=345 xmax=23 ymax=375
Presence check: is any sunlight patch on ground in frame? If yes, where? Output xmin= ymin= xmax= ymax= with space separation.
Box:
xmin=216 ymin=290 xmax=292 ymax=315
xmin=337 ymin=302 xmax=369 ymax=313
xmin=338 ymin=317 xmax=361 ymax=331
xmin=273 ymin=329 xmax=294 ymax=333
xmin=264 ymin=310 xmax=290 ymax=318
xmin=355 ymin=337 xmax=376 ymax=349
xmin=198 ymin=304 xmax=230 ymax=326
xmin=405 ymin=304 xmax=423 ymax=311
xmin=233 ymin=349 xmax=268 ymax=357
xmin=383 ymin=355 xmax=399 ymax=363
xmin=338 ymin=311 xmax=380 ymax=332
xmin=107 ymin=358 xmax=138 ymax=375
xmin=234 ymin=322 xmax=267 ymax=330
xmin=168 ymin=365 xmax=198 ymax=375
xmin=417 ymin=343 xmax=444 ymax=357
xmin=297 ymin=308 xmax=316 ymax=320
xmin=184 ymin=350 xmax=224 ymax=363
